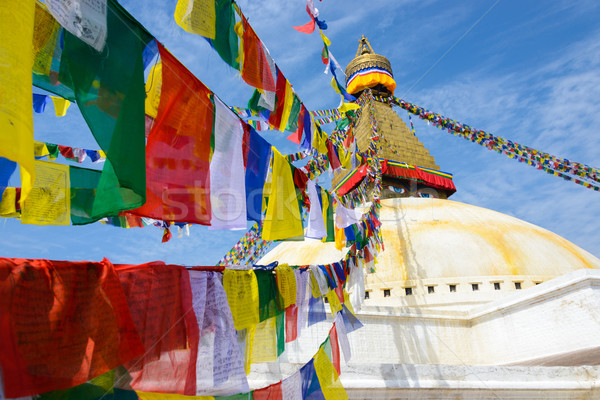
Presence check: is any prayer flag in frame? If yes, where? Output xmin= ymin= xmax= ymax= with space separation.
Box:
xmin=262 ymin=148 xmax=304 ymax=241
xmin=115 ymin=263 xmax=199 ymax=395
xmin=252 ymin=381 xmax=282 ymax=400
xmin=21 ymin=161 xmax=70 ymax=225
xmin=189 ymin=271 xmax=248 ymax=396
xmin=222 ymin=270 xmax=260 ymax=330
xmin=255 ymin=270 xmax=280 ymax=322
xmin=210 ymin=97 xmax=246 ymax=230
xmin=306 ymin=180 xmax=326 ymax=239
xmin=276 ymin=263 xmax=297 ymax=309
xmin=210 ymin=0 xmax=239 ymax=69
xmin=0 ymin=1 xmax=35 ymax=206
xmin=50 ymin=96 xmax=70 ymax=117
xmin=46 ymin=0 xmax=107 ymax=52
xmin=241 ymin=17 xmax=276 ymax=91
xmin=243 ymin=125 xmax=271 ymax=222
xmin=131 ymin=44 xmax=213 ymax=225
xmin=287 ymin=105 xmax=306 ymax=144
xmin=174 ymin=0 xmax=217 ymax=39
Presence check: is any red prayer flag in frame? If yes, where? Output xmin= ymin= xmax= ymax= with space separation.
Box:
xmin=285 ymin=304 xmax=298 ymax=343
xmin=131 ymin=43 xmax=213 ymax=225
xmin=329 ymin=324 xmax=341 ymax=375
xmin=114 ymin=262 xmax=199 ymax=395
xmin=268 ymin=69 xmax=287 ymax=129
xmin=326 ymin=139 xmax=342 ymax=170
xmin=253 ymin=381 xmax=283 ymax=400
xmin=292 ymin=6 xmax=317 ymax=34
xmin=58 ymin=145 xmax=76 ymax=160
xmin=292 ymin=18 xmax=315 ymax=34
xmin=0 ymin=258 xmax=144 ymax=398
xmin=242 ymin=18 xmax=276 ymax=92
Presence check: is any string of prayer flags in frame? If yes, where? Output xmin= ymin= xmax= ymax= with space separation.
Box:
xmin=0 ymin=258 xmax=144 ymax=398
xmin=385 ymin=95 xmax=600 ymax=192
xmin=115 ymin=262 xmax=200 ymax=395
xmin=131 ymin=43 xmax=213 ymax=225
xmin=33 ymin=140 xmax=106 ymax=164
xmin=32 ymin=93 xmax=71 ymax=117
xmin=262 ymin=148 xmax=304 ymax=241
xmin=0 ymin=0 xmax=35 ymax=206
xmin=33 ymin=0 xmax=154 ymax=219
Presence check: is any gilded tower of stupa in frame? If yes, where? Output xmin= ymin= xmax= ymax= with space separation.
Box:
xmin=345 ymin=36 xmax=439 ymax=170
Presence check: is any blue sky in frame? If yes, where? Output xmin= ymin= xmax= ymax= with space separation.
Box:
xmin=2 ymin=0 xmax=599 ymax=265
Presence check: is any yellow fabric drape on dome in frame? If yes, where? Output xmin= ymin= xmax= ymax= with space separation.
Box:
xmin=347 ymin=71 xmax=396 ymax=95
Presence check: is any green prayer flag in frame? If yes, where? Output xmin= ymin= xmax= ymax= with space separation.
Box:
xmin=69 ymin=166 xmax=102 ymax=225
xmin=284 ymin=94 xmax=302 ymax=132
xmin=255 ymin=270 xmax=279 ymax=322
xmin=212 ymin=0 xmax=239 ymax=69
xmin=33 ymin=0 xmax=153 ymax=220
xmin=276 ymin=311 xmax=285 ymax=357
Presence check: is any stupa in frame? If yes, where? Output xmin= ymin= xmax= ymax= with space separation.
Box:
xmin=251 ymin=37 xmax=600 ymax=399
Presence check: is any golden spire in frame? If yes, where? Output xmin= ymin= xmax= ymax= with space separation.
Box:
xmin=345 ymin=36 xmax=395 ymax=95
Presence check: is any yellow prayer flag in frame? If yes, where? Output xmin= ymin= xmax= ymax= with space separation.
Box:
xmin=0 ymin=1 xmax=35 ymax=206
xmin=222 ymin=270 xmax=260 ymax=330
xmin=250 ymin=317 xmax=278 ymax=364
xmin=262 ymin=148 xmax=304 ymax=241
xmin=33 ymin=141 xmax=49 ymax=158
xmin=330 ymin=77 xmax=341 ymax=94
xmin=343 ymin=289 xmax=355 ymax=315
xmin=50 ymin=96 xmax=70 ymax=117
xmin=137 ymin=392 xmax=214 ymax=400
xmin=275 ymin=263 xmax=297 ymax=308
xmin=338 ymin=149 xmax=351 ymax=169
xmin=320 ymin=190 xmax=330 ymax=243
xmin=335 ymin=226 xmax=345 ymax=251
xmin=313 ymin=128 xmax=328 ymax=155
xmin=234 ymin=20 xmax=244 ymax=68
xmin=174 ymin=0 xmax=216 ymax=39
xmin=326 ymin=290 xmax=343 ymax=314
xmin=278 ymin=82 xmax=294 ymax=132
xmin=320 ymin=29 xmax=331 ymax=46
xmin=0 ymin=188 xmax=19 ymax=217
xmin=145 ymin=61 xmax=162 ymax=119
xmin=32 ymin=2 xmax=60 ymax=77
xmin=313 ymin=347 xmax=348 ymax=400
xmin=338 ymin=102 xmax=360 ymax=114
xmin=22 ymin=160 xmax=70 ymax=225
xmin=310 ymin=271 xmax=322 ymax=298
